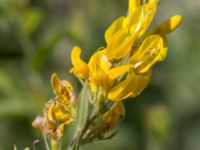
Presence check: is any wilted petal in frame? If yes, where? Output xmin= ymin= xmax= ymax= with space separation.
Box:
xmin=103 ymin=102 xmax=125 ymax=132
xmin=33 ymin=99 xmax=74 ymax=140
xmin=56 ymin=118 xmax=74 ymax=139
xmin=32 ymin=116 xmax=46 ymax=129
xmin=51 ymin=74 xmax=73 ymax=95
xmin=51 ymin=73 xmax=75 ymax=105
xmin=53 ymin=103 xmax=72 ymax=121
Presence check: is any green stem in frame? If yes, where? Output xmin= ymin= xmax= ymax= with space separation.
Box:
xmin=51 ymin=140 xmax=60 ymax=150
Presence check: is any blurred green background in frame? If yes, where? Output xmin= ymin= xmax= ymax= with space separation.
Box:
xmin=0 ymin=0 xmax=199 ymax=149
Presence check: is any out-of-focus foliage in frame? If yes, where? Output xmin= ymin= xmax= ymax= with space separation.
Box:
xmin=0 ymin=0 xmax=199 ymax=150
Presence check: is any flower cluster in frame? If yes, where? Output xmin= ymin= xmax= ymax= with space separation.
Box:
xmin=32 ymin=73 xmax=75 ymax=140
xmin=32 ymin=0 xmax=182 ymax=149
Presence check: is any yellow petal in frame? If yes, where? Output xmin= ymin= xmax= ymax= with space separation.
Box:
xmin=70 ymin=46 xmax=89 ymax=79
xmin=130 ymin=71 xmax=151 ymax=98
xmin=148 ymin=0 xmax=159 ymax=4
xmin=51 ymin=73 xmax=74 ymax=102
xmin=158 ymin=15 xmax=182 ymax=35
xmin=107 ymin=65 xmax=132 ymax=80
xmin=129 ymin=3 xmax=157 ymax=36
xmin=108 ymin=71 xmax=151 ymax=101
xmin=100 ymin=54 xmax=112 ymax=71
xmin=105 ymin=16 xmax=126 ymax=44
xmin=71 ymin=46 xmax=84 ymax=66
xmin=53 ymin=103 xmax=71 ymax=121
xmin=158 ymin=36 xmax=168 ymax=61
xmin=51 ymin=73 xmax=60 ymax=95
xmin=55 ymin=116 xmax=74 ymax=140
xmin=130 ymin=34 xmax=163 ymax=74
xmin=103 ymin=102 xmax=125 ymax=131
xmin=47 ymin=101 xmax=55 ymax=122
xmin=88 ymin=50 xmax=109 ymax=72
xmin=106 ymin=29 xmax=136 ymax=60
xmin=115 ymin=101 xmax=126 ymax=116
xmin=88 ymin=51 xmax=112 ymax=87
xmin=128 ymin=0 xmax=140 ymax=13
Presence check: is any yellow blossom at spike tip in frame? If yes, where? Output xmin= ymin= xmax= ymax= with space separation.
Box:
xmin=104 ymin=0 xmax=157 ymax=61
xmin=103 ymin=102 xmax=125 ymax=132
xmin=69 ymin=0 xmax=182 ymax=102
xmin=32 ymin=73 xmax=76 ymax=140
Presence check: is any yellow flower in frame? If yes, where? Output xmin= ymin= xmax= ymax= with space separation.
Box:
xmin=130 ymin=34 xmax=163 ymax=74
xmin=127 ymin=3 xmax=157 ymax=36
xmin=32 ymin=73 xmax=75 ymax=140
xmin=88 ymin=50 xmax=132 ymax=88
xmin=51 ymin=73 xmax=75 ymax=103
xmin=104 ymin=20 xmax=136 ymax=60
xmin=149 ymin=15 xmax=182 ymax=61
xmin=108 ymin=71 xmax=151 ymax=101
xmin=104 ymin=0 xmax=157 ymax=61
xmin=103 ymin=102 xmax=125 ymax=132
xmin=32 ymin=100 xmax=74 ymax=140
xmin=70 ymin=47 xmax=132 ymax=88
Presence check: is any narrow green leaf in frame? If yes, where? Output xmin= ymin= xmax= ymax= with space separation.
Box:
xmin=76 ymin=82 xmax=90 ymax=130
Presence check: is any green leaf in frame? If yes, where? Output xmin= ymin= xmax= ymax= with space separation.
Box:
xmin=76 ymin=82 xmax=90 ymax=130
